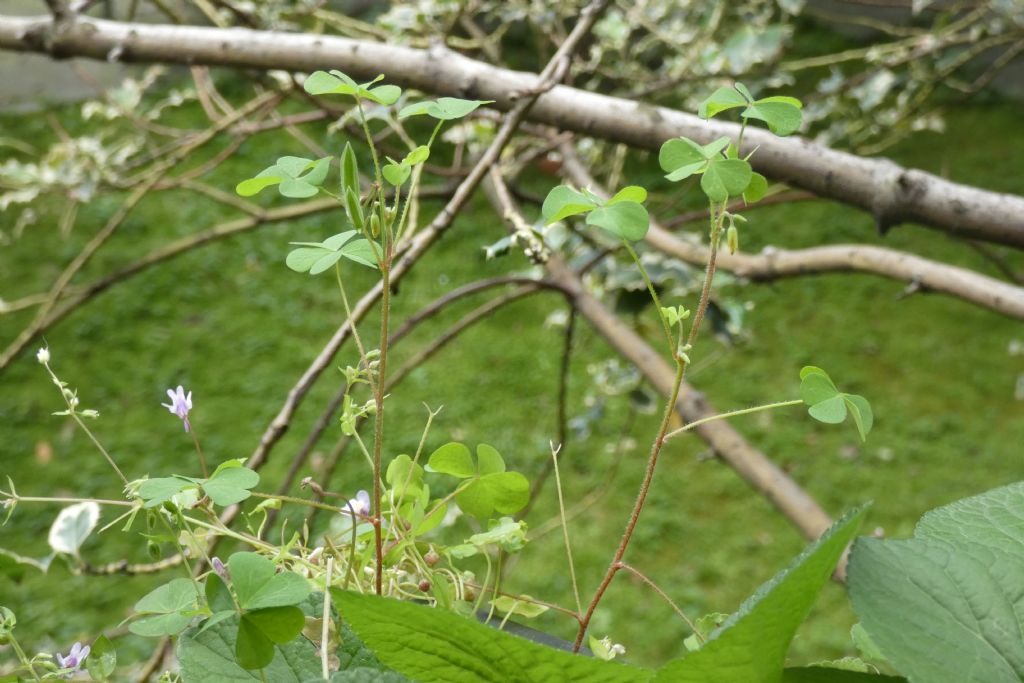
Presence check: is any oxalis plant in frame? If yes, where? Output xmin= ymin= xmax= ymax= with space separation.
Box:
xmin=1 ymin=73 xmax=1019 ymax=683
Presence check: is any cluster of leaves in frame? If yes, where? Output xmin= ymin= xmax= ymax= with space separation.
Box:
xmin=426 ymin=443 xmax=529 ymax=520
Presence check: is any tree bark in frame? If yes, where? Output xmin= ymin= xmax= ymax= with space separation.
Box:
xmin=559 ymin=152 xmax=1024 ymax=320
xmin=2 ymin=13 xmax=1024 ymax=247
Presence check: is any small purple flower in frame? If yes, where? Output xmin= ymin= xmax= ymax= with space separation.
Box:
xmin=343 ymin=490 xmax=371 ymax=517
xmin=161 ymin=385 xmax=193 ymax=432
xmin=55 ymin=641 xmax=90 ymax=678
xmin=211 ymin=556 xmax=230 ymax=581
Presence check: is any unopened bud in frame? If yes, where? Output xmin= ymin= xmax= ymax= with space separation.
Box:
xmin=370 ymin=213 xmax=381 ymax=238
xmin=418 ymin=579 xmax=431 ymax=592
xmin=726 ymin=224 xmax=739 ymax=255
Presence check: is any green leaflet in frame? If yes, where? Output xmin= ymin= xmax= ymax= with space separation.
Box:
xmin=178 ymin=615 xmax=320 ymax=682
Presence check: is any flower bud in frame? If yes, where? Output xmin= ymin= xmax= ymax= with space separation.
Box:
xmin=370 ymin=213 xmax=381 ymax=238
xmin=726 ymin=224 xmax=739 ymax=255
xmin=418 ymin=579 xmax=431 ymax=592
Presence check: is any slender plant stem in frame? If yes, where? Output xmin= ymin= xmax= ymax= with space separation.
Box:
xmin=249 ymin=491 xmax=348 ymax=514
xmin=372 ymin=258 xmax=392 ymax=595
xmin=573 ymin=358 xmax=685 ymax=651
xmin=664 ymin=399 xmax=803 ymax=441
xmin=71 ymin=413 xmax=129 ymax=486
xmin=8 ymin=495 xmax=132 ymax=506
xmin=189 ymin=426 xmax=209 ymax=478
xmin=321 ymin=556 xmax=334 ymax=680
xmin=617 ymin=561 xmax=702 ymax=640
xmin=622 ymin=239 xmax=674 ymax=356
xmin=7 ymin=634 xmax=41 ymax=682
xmin=334 ymin=263 xmax=377 ymax=396
xmin=551 ymin=444 xmax=582 ymax=615
xmin=575 ymin=199 xmax=729 ymax=650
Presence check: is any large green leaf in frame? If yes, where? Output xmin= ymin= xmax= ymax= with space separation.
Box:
xmin=781 ymin=668 xmax=905 ymax=682
xmin=848 ymin=482 xmax=1024 ymax=683
xmin=659 ymin=137 xmax=707 ymax=181
xmin=178 ymin=615 xmax=320 ymax=683
xmin=654 ymin=506 xmax=869 ymax=683
xmin=398 ymin=97 xmax=491 ymax=120
xmin=236 ymin=606 xmax=306 ymax=670
xmin=332 ymin=589 xmax=651 ymax=682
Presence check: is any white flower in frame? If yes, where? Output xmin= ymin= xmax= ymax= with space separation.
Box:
xmin=36 ymin=347 xmax=50 ymax=364
xmin=342 ymin=490 xmax=371 ymax=517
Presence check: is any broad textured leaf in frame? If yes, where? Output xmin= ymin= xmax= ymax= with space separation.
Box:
xmin=782 ymin=668 xmax=905 ymax=682
xmin=541 ymin=185 xmax=598 ymax=224
xmin=699 ymin=87 xmax=749 ymax=119
xmin=701 ymin=158 xmax=753 ymax=203
xmin=228 ymin=552 xmax=311 ymax=611
xmin=332 ymin=589 xmax=651 ymax=682
xmin=654 ymin=506 xmax=868 ymax=683
xmin=849 ymin=482 xmax=1024 ymax=683
xmin=178 ymin=615 xmax=320 ymax=682
xmin=203 ymin=467 xmax=259 ymax=506
xmin=742 ymin=97 xmax=803 ymax=136
xmin=586 ymin=201 xmax=649 ymax=241
xmin=427 ymin=442 xmax=475 ymax=478
xmin=48 ymin=502 xmax=99 ymax=555
xmin=316 ymin=669 xmax=410 ymax=682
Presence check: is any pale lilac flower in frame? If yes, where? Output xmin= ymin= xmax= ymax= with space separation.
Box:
xmin=55 ymin=641 xmax=90 ymax=678
xmin=343 ymin=490 xmax=371 ymax=517
xmin=211 ymin=556 xmax=229 ymax=581
xmin=161 ymin=385 xmax=193 ymax=432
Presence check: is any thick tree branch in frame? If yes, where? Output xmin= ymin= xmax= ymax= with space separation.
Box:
xmin=1 ymin=13 xmax=1023 ymax=246
xmin=559 ymin=152 xmax=1024 ymax=320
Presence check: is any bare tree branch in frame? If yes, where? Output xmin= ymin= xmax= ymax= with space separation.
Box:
xmin=560 ymin=149 xmax=1024 ymax=320
xmin=2 ymin=13 xmax=1023 ymax=246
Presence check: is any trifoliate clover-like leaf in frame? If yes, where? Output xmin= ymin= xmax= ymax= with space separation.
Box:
xmin=742 ymin=96 xmax=803 ymax=136
xmin=236 ymin=156 xmax=331 ymax=198
xmin=303 ymin=70 xmax=401 ymax=105
xmin=799 ymin=367 xmax=873 ymax=441
xmin=129 ymin=578 xmax=200 ymax=637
